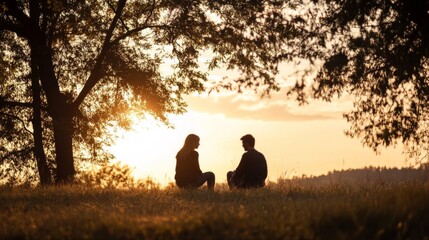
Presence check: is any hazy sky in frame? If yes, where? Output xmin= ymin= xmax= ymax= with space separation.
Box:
xmin=110 ymin=89 xmax=407 ymax=186
xmin=107 ymin=57 xmax=410 ymax=186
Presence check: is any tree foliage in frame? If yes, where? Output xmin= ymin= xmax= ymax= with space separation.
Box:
xmin=0 ymin=0 xmax=305 ymax=184
xmin=294 ymin=0 xmax=429 ymax=153
xmin=4 ymin=0 xmax=427 ymax=184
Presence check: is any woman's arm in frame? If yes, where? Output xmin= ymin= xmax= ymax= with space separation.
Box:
xmin=191 ymin=151 xmax=203 ymax=175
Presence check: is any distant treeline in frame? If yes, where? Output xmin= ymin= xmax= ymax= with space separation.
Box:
xmin=278 ymin=165 xmax=429 ymax=186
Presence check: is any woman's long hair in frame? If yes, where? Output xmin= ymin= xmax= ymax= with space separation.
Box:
xmin=180 ymin=134 xmax=199 ymax=155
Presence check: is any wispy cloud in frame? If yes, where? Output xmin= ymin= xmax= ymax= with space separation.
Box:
xmin=184 ymin=90 xmax=352 ymax=122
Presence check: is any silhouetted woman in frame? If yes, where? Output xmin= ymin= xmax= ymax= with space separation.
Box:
xmin=175 ymin=134 xmax=215 ymax=190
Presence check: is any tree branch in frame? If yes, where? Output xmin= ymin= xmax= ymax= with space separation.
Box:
xmin=0 ymin=112 xmax=33 ymax=135
xmin=0 ymin=148 xmax=33 ymax=164
xmin=108 ymin=0 xmax=158 ymax=46
xmin=109 ymin=24 xmax=170 ymax=47
xmin=72 ymin=0 xmax=127 ymax=109
xmin=106 ymin=0 xmax=130 ymax=32
xmin=5 ymin=0 xmax=31 ymax=28
xmin=0 ymin=100 xmax=48 ymax=112
xmin=0 ymin=100 xmax=32 ymax=109
xmin=0 ymin=18 xmax=26 ymax=37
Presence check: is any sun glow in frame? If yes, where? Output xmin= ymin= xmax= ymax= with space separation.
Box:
xmin=108 ymin=104 xmax=407 ymax=188
xmin=108 ymin=110 xmax=251 ymax=187
xmin=108 ymin=113 xmax=206 ymax=186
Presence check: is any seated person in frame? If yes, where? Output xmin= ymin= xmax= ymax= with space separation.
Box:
xmin=227 ymin=134 xmax=267 ymax=189
xmin=175 ymin=134 xmax=215 ymax=190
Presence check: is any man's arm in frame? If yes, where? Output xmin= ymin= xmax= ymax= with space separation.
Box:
xmin=234 ymin=153 xmax=247 ymax=178
xmin=261 ymin=154 xmax=268 ymax=180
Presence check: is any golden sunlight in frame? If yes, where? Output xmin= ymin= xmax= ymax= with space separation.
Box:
xmin=108 ymin=113 xmax=203 ymax=185
xmin=108 ymin=108 xmax=406 ymax=187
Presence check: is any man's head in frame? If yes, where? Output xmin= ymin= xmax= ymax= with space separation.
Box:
xmin=240 ymin=134 xmax=255 ymax=151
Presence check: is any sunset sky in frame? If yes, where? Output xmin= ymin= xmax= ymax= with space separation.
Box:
xmin=109 ymin=63 xmax=408 ymax=186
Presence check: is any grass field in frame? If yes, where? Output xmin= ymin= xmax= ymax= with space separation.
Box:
xmin=1 ymin=181 xmax=429 ymax=240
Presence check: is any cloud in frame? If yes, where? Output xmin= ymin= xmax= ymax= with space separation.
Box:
xmin=184 ymin=90 xmax=353 ymax=122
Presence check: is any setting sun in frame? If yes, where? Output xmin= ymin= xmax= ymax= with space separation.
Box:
xmin=109 ymin=95 xmax=407 ymax=187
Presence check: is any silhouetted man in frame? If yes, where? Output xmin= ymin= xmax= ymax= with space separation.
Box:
xmin=227 ymin=134 xmax=268 ymax=189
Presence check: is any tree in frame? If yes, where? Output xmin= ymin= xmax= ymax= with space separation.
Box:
xmin=1 ymin=0 xmax=305 ymax=184
xmin=291 ymin=0 xmax=429 ymax=155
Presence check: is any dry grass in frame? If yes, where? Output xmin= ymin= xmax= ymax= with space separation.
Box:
xmin=1 ymin=180 xmax=429 ymax=240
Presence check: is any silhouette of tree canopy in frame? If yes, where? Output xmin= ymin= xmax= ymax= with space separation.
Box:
xmin=291 ymin=0 xmax=429 ymax=153
xmin=0 ymin=0 xmax=305 ymax=184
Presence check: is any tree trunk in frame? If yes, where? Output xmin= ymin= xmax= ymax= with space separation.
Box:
xmin=53 ymin=113 xmax=75 ymax=184
xmin=36 ymin=41 xmax=76 ymax=184
xmin=36 ymin=49 xmax=76 ymax=184
xmin=30 ymin=46 xmax=52 ymax=185
xmin=27 ymin=1 xmax=76 ymax=184
xmin=32 ymin=116 xmax=53 ymax=185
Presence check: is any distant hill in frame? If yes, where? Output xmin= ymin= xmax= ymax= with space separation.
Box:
xmin=278 ymin=165 xmax=429 ymax=186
